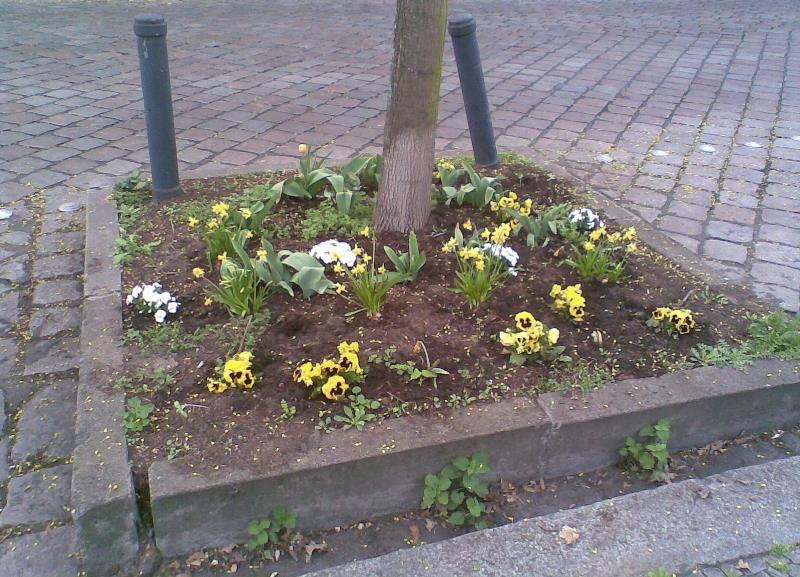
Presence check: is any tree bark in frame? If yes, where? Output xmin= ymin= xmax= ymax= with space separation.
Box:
xmin=374 ymin=0 xmax=448 ymax=233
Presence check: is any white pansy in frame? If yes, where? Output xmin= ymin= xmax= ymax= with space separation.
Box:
xmin=310 ymin=239 xmax=357 ymax=268
xmin=568 ymin=208 xmax=604 ymax=231
xmin=481 ymin=243 xmax=520 ymax=276
xmin=127 ymin=282 xmax=180 ymax=323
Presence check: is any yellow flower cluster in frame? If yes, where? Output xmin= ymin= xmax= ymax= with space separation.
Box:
xmin=457 ymin=246 xmax=488 ymax=271
xmin=491 ymin=191 xmax=533 ymax=217
xmin=207 ymin=351 xmax=256 ymax=393
xmin=550 ymin=283 xmax=586 ymax=321
xmin=480 ymin=222 xmax=512 ymax=245
xmin=588 ymin=226 xmax=637 ymax=253
xmin=211 ymin=202 xmax=230 ymax=220
xmin=292 ymin=342 xmax=363 ymax=401
xmin=499 ymin=311 xmax=559 ymax=356
xmin=651 ymin=307 xmax=697 ymax=335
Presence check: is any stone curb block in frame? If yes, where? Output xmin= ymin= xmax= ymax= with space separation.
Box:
xmin=149 ymin=359 xmax=800 ymax=557
xmin=307 ymin=456 xmax=800 ymax=577
xmin=72 ymin=189 xmax=140 ymax=576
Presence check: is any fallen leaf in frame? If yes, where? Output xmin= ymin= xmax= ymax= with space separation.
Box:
xmin=424 ymin=519 xmax=436 ymax=533
xmin=229 ymin=563 xmax=238 ymax=574
xmin=408 ymin=524 xmax=421 ymax=544
xmin=304 ymin=540 xmax=329 ymax=563
xmin=558 ymin=525 xmax=580 ymax=545
xmin=736 ymin=560 xmax=750 ymax=571
xmin=186 ymin=551 xmax=206 ymax=567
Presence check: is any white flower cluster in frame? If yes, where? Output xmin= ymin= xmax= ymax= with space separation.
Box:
xmin=126 ymin=282 xmax=179 ymax=323
xmin=309 ymin=239 xmax=357 ymax=268
xmin=481 ymin=243 xmax=520 ymax=276
xmin=568 ymin=208 xmax=604 ymax=231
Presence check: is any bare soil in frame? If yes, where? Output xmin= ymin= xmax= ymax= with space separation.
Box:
xmin=120 ymin=164 xmax=756 ymax=478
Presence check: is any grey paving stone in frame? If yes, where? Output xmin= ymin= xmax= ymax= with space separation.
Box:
xmin=23 ymin=336 xmax=79 ymax=376
xmin=0 ymin=290 xmax=19 ymax=336
xmin=0 ymin=465 xmax=72 ymax=526
xmin=753 ymin=283 xmax=800 ymax=313
xmin=703 ymin=239 xmax=749 ymax=265
xmin=0 ymin=524 xmax=80 ymax=577
xmin=32 ymin=279 xmax=82 ymax=306
xmin=0 ymin=338 xmax=19 ymax=375
xmin=0 ymin=387 xmax=5 ymax=435
xmin=0 ymin=257 xmax=30 ymax=284
xmin=11 ymin=379 xmax=77 ymax=464
xmin=35 ymin=232 xmax=84 ymax=256
xmin=0 ymin=438 xmax=8 ymax=485
xmin=32 ymin=254 xmax=82 ymax=280
xmin=29 ymin=306 xmax=80 ymax=338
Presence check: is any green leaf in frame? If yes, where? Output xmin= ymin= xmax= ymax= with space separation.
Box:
xmin=453 ymin=456 xmax=470 ymax=471
xmin=447 ymin=511 xmax=466 ymax=526
xmin=436 ymin=491 xmax=449 ymax=506
xmin=466 ymin=497 xmax=484 ymax=518
xmin=437 ymin=477 xmax=452 ymax=492
xmin=425 ymin=473 xmax=439 ymax=488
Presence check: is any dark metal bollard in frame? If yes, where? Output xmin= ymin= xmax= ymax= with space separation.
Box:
xmin=134 ymin=14 xmax=182 ymax=201
xmin=448 ymin=13 xmax=499 ymax=169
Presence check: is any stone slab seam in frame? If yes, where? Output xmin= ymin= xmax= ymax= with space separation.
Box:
xmin=305 ymin=456 xmax=800 ymax=577
xmin=148 ymin=358 xmax=800 ymax=556
xmin=72 ymin=189 xmax=140 ymax=577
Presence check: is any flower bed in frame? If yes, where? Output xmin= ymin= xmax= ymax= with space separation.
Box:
xmin=111 ymin=152 xmax=766 ymax=487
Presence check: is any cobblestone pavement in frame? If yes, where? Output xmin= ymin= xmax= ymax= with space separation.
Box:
xmin=1 ymin=0 xmax=799 ymax=573
xmin=683 ymin=545 xmax=800 ymax=577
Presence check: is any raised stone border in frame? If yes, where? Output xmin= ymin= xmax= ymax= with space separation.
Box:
xmin=306 ymin=456 xmax=800 ymax=577
xmin=71 ymin=189 xmax=140 ymax=576
xmin=135 ymin=159 xmax=800 ymax=558
xmin=149 ymin=358 xmax=800 ymax=556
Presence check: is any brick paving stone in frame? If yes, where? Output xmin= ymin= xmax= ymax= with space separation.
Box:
xmin=704 ymin=239 xmax=749 ymax=265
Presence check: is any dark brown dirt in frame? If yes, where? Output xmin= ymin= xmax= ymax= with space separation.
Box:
xmin=120 ymin=164 xmax=757 ymax=477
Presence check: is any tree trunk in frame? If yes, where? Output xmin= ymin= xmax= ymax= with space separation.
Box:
xmin=374 ymin=0 xmax=448 ymax=233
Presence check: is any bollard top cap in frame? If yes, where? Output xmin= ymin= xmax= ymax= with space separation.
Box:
xmin=134 ymin=14 xmax=167 ymax=37
xmin=448 ymin=12 xmax=476 ymax=37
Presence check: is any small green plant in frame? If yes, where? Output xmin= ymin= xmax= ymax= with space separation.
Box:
xmin=770 ymin=561 xmax=790 ymax=573
xmin=165 ymin=436 xmax=190 ymax=460
xmin=434 ymin=159 xmax=465 ymax=188
xmin=689 ymin=311 xmax=800 ymax=370
xmin=645 ymin=570 xmax=675 ymax=577
xmin=340 ymin=153 xmax=382 ymax=190
xmin=135 ymin=367 xmax=175 ymax=394
xmin=123 ymin=397 xmax=154 ymax=434
xmin=443 ymin=225 xmax=509 ymax=307
xmin=563 ymin=226 xmax=636 ymax=283
xmin=536 ymin=359 xmax=613 ymax=394
xmin=619 ymin=418 xmax=671 ymax=482
xmin=769 ymin=542 xmax=794 ymax=558
xmin=279 ymin=399 xmax=296 ymax=421
xmin=113 ymin=233 xmax=160 ymax=266
xmin=442 ymin=162 xmax=503 ymax=208
xmin=300 ymin=202 xmax=373 ymax=240
xmin=421 ymin=453 xmax=492 ymax=528
xmin=383 ymin=231 xmax=427 ymax=283
xmin=333 ymin=386 xmax=381 ymax=431
xmin=510 ymin=203 xmax=571 ymax=246
xmin=246 ymin=506 xmax=298 ymax=561
xmin=369 ymin=342 xmax=449 ymax=388
xmin=173 ymin=401 xmax=188 ymax=418
xmin=338 ymin=236 xmax=399 ymax=318
xmin=269 ymin=144 xmax=334 ymax=200
xmin=112 ymin=170 xmax=150 ymax=229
